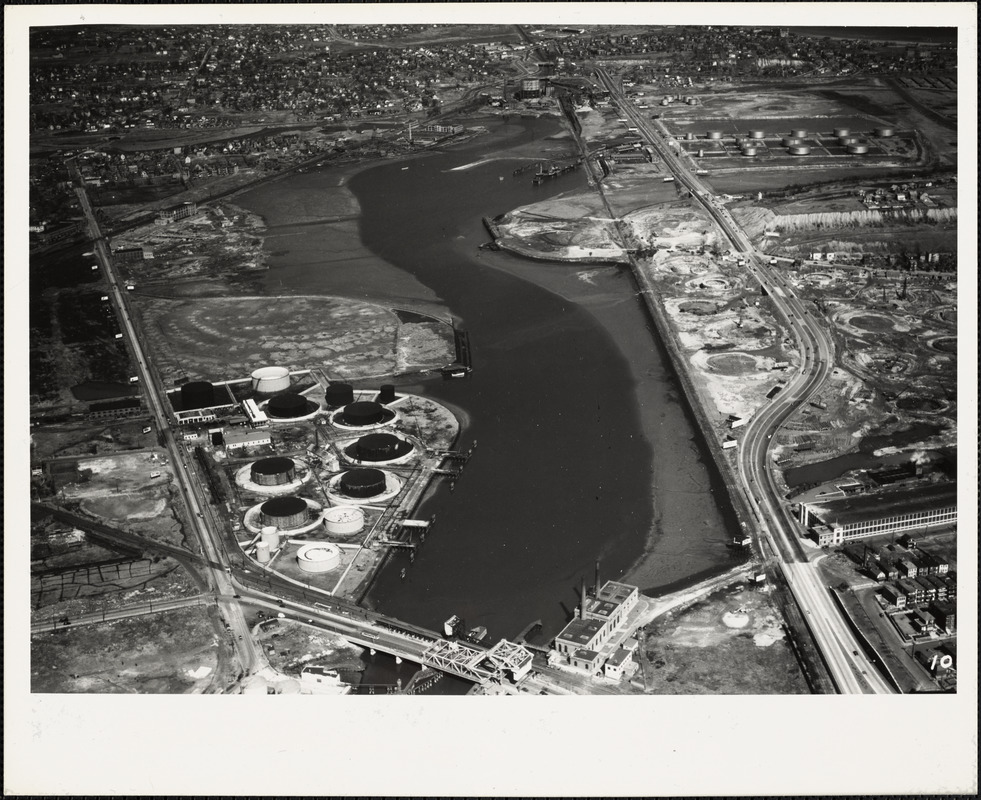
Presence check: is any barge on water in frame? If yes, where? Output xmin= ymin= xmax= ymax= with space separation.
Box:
xmin=441 ymin=329 xmax=473 ymax=378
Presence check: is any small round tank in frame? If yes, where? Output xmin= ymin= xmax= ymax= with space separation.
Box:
xmin=260 ymin=526 xmax=280 ymax=550
xmin=833 ymin=127 xmax=850 ymax=138
xmin=789 ymin=146 xmax=811 ymax=155
xmin=847 ymin=144 xmax=869 ymax=154
xmin=255 ymin=541 xmax=271 ymax=564
xmin=323 ymin=506 xmax=365 ymax=535
xmin=749 ymin=129 xmax=766 ymax=139
xmin=790 ymin=128 xmax=807 ymax=139
xmin=874 ymin=126 xmax=895 ymax=137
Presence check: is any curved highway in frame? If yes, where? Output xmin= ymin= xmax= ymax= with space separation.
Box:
xmin=594 ymin=67 xmax=895 ymax=693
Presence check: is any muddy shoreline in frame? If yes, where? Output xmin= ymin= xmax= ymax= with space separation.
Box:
xmin=235 ymin=116 xmax=740 ymax=602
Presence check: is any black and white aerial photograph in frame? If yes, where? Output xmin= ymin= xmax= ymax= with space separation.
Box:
xmin=5 ymin=3 xmax=977 ymax=796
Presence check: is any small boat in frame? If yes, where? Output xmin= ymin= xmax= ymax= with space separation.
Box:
xmin=443 ymin=614 xmax=462 ymax=638
xmin=466 ymin=626 xmax=488 ymax=644
xmin=441 ymin=363 xmax=472 ymax=379
xmin=401 ymin=166 xmax=410 ymax=171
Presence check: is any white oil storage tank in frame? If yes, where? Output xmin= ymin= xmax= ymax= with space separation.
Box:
xmin=706 ymin=130 xmax=723 ymax=139
xmin=255 ymin=541 xmax=271 ymax=564
xmin=847 ymin=144 xmax=870 ymax=154
xmin=788 ymin=146 xmax=811 ymax=155
xmin=297 ymin=543 xmax=341 ymax=573
xmin=741 ymin=147 xmax=758 ymax=156
xmin=749 ymin=129 xmax=766 ymax=139
xmin=260 ymin=526 xmax=280 ymax=550
xmin=251 ymin=366 xmax=291 ymax=394
xmin=833 ymin=127 xmax=850 ymax=138
xmin=324 ymin=506 xmax=365 ymax=535
xmin=790 ymin=128 xmax=807 ymax=139
xmin=782 ymin=137 xmax=802 ymax=147
xmin=874 ymin=126 xmax=895 ymax=137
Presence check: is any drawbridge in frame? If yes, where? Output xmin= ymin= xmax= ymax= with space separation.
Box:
xmin=422 ymin=638 xmax=534 ymax=685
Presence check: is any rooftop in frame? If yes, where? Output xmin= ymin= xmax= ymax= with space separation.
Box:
xmin=556 ymin=617 xmax=604 ymax=647
xmin=808 ymin=482 xmax=957 ymax=527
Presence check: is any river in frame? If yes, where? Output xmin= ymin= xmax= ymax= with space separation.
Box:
xmin=237 ymin=115 xmax=743 ymax=644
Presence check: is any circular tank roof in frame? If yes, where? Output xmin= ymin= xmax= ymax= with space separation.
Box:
xmin=260 ymin=496 xmax=307 ymax=517
xmin=252 ymin=456 xmax=294 ymax=476
xmin=341 ymin=469 xmax=385 ymax=496
xmin=342 ymin=400 xmax=385 ymax=424
xmin=251 ymin=366 xmax=289 ymax=380
xmin=267 ymin=393 xmax=309 ymax=417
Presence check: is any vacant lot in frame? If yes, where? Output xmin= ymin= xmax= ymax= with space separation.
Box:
xmin=638 ymin=585 xmax=809 ymax=694
xmin=32 ymin=606 xmax=225 ymax=694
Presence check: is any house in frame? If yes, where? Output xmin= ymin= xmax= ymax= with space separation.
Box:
xmin=881 ymin=583 xmax=907 ymax=608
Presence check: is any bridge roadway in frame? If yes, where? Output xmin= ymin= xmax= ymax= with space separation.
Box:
xmin=594 ymin=67 xmax=895 ymax=694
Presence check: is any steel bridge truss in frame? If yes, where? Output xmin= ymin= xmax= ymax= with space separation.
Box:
xmin=422 ymin=638 xmax=534 ymax=685
xmin=422 ymin=639 xmax=495 ymax=684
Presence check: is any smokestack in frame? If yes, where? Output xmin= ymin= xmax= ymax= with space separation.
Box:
xmin=595 ymin=560 xmax=601 ymax=599
xmin=580 ymin=577 xmax=587 ymax=618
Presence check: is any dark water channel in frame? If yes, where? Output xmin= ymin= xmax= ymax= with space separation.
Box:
xmin=239 ymin=116 xmax=742 ymax=645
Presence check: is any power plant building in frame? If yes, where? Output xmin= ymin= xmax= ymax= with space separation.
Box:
xmin=801 ymin=483 xmax=958 ymax=546
xmin=554 ymin=577 xmax=640 ymax=675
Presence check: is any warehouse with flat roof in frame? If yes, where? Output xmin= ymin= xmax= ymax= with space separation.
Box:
xmin=800 ymin=482 xmax=957 ymax=546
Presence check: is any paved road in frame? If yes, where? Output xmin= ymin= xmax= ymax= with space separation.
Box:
xmin=73 ymin=177 xmax=262 ymax=677
xmin=594 ymin=67 xmax=896 ymax=694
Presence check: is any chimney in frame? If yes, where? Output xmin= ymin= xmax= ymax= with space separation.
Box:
xmin=595 ymin=560 xmax=601 ymax=599
xmin=580 ymin=577 xmax=587 ymax=618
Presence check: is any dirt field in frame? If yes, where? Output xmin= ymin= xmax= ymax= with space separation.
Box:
xmin=637 ymin=585 xmax=809 ymax=694
xmin=254 ymin=618 xmax=365 ymax=678
xmin=32 ymin=606 xmax=227 ymax=693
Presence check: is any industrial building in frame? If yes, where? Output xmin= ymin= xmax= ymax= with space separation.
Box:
xmin=800 ymin=482 xmax=957 ymax=546
xmin=553 ymin=570 xmax=640 ymax=676
xmin=225 ymin=429 xmax=272 ymax=451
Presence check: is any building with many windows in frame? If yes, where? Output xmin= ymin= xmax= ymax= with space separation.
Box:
xmin=553 ymin=578 xmax=639 ymax=675
xmin=800 ymin=483 xmax=957 ymax=546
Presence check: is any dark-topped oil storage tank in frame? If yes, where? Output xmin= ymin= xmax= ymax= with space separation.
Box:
xmin=325 ymin=383 xmax=355 ymax=407
xmin=377 ymin=384 xmax=397 ymax=404
xmin=267 ymin=393 xmax=310 ymax=419
xmin=260 ymin=496 xmax=309 ymax=528
xmin=340 ymin=401 xmax=385 ymax=426
xmin=355 ymin=432 xmax=412 ymax=462
xmin=340 ymin=468 xmax=387 ymax=498
xmin=180 ymin=381 xmax=215 ymax=410
xmin=251 ymin=456 xmax=296 ymax=486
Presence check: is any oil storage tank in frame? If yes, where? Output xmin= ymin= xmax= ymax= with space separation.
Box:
xmin=847 ymin=144 xmax=870 ymax=154
xmin=325 ymin=383 xmax=355 ymax=407
xmin=324 ymin=506 xmax=365 ymax=535
xmin=377 ymin=384 xmax=397 ymax=404
xmin=339 ymin=468 xmax=387 ymax=498
xmin=748 ymin=129 xmax=766 ymax=139
xmin=874 ymin=126 xmax=895 ymax=137
xmin=260 ymin=526 xmax=280 ymax=550
xmin=833 ymin=127 xmax=850 ymax=138
xmin=790 ymin=128 xmax=807 ymax=139
xmin=251 ymin=366 xmax=291 ymax=394
xmin=251 ymin=456 xmax=296 ymax=486
xmin=782 ymin=137 xmax=802 ymax=147
xmin=297 ymin=543 xmax=341 ymax=574
xmin=788 ymin=146 xmax=811 ymax=155
xmin=255 ymin=541 xmax=271 ymax=564
xmin=180 ymin=381 xmax=215 ymax=410
xmin=340 ymin=401 xmax=386 ymax=427
xmin=266 ymin=393 xmax=313 ymax=419
xmin=260 ymin=496 xmax=309 ymax=529
xmin=706 ymin=130 xmax=723 ymax=140
xmin=741 ymin=146 xmax=758 ymax=156
xmin=354 ymin=432 xmax=412 ymax=462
